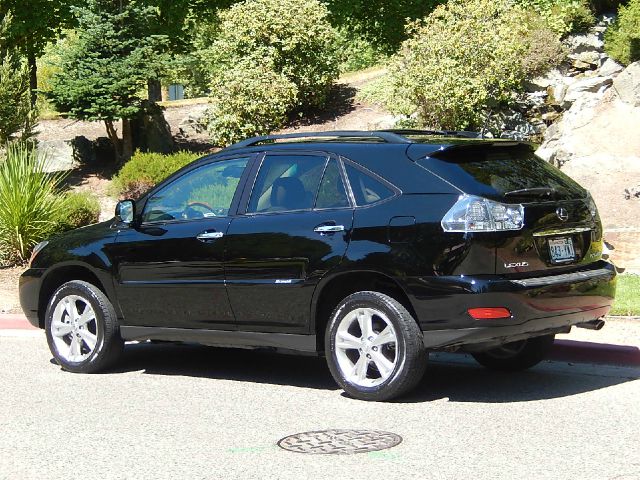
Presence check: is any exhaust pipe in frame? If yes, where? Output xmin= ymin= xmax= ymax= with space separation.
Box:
xmin=576 ymin=319 xmax=606 ymax=330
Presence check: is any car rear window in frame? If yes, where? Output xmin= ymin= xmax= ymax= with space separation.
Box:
xmin=417 ymin=144 xmax=585 ymax=201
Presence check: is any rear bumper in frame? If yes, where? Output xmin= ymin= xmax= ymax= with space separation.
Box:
xmin=19 ymin=268 xmax=45 ymax=328
xmin=407 ymin=261 xmax=616 ymax=349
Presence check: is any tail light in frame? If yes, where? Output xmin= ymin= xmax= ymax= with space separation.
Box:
xmin=441 ymin=195 xmax=524 ymax=233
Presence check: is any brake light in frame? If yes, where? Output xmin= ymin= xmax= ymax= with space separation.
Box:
xmin=441 ymin=195 xmax=524 ymax=232
xmin=468 ymin=307 xmax=512 ymax=320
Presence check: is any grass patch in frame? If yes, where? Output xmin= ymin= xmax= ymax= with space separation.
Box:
xmin=611 ymin=274 xmax=640 ymax=316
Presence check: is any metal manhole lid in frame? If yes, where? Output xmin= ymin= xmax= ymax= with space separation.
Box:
xmin=277 ymin=429 xmax=402 ymax=455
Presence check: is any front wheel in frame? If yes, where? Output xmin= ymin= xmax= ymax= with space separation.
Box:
xmin=45 ymin=280 xmax=124 ymax=373
xmin=325 ymin=291 xmax=427 ymax=401
xmin=471 ymin=334 xmax=555 ymax=372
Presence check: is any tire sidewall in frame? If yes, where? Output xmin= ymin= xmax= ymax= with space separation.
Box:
xmin=45 ymin=282 xmax=108 ymax=373
xmin=326 ymin=293 xmax=411 ymax=399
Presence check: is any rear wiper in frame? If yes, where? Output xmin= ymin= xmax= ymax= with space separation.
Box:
xmin=504 ymin=187 xmax=556 ymax=198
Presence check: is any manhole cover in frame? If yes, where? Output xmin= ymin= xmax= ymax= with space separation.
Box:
xmin=277 ymin=429 xmax=402 ymax=455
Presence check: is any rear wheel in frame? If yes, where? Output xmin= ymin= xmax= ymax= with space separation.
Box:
xmin=325 ymin=291 xmax=427 ymax=401
xmin=45 ymin=280 xmax=123 ymax=373
xmin=471 ymin=334 xmax=555 ymax=372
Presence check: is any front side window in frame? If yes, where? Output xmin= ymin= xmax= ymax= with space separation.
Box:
xmin=247 ymin=154 xmax=327 ymax=213
xmin=142 ymin=157 xmax=248 ymax=223
xmin=315 ymin=159 xmax=349 ymax=209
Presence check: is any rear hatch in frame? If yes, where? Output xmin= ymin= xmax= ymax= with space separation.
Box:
xmin=412 ymin=142 xmax=603 ymax=276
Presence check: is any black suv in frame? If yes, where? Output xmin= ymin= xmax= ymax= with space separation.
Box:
xmin=20 ymin=130 xmax=616 ymax=401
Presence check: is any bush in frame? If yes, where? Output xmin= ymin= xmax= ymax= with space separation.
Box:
xmin=605 ymin=0 xmax=640 ymax=65
xmin=0 ymin=143 xmax=67 ymax=264
xmin=334 ymin=29 xmax=385 ymax=73
xmin=204 ymin=62 xmax=298 ymax=146
xmin=113 ymin=150 xmax=199 ymax=198
xmin=385 ymin=0 xmax=565 ymax=130
xmin=516 ymin=0 xmax=595 ymax=36
xmin=0 ymin=54 xmax=37 ymax=143
xmin=55 ymin=192 xmax=101 ymax=231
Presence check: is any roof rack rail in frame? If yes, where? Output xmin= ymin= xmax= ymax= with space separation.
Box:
xmin=227 ymin=130 xmax=413 ymax=149
xmin=380 ymin=129 xmax=482 ymax=139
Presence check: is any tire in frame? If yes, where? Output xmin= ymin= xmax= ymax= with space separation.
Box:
xmin=325 ymin=291 xmax=427 ymax=401
xmin=471 ymin=334 xmax=555 ymax=372
xmin=45 ymin=280 xmax=124 ymax=373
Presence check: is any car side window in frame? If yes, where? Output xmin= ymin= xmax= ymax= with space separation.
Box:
xmin=142 ymin=157 xmax=248 ymax=223
xmin=315 ymin=159 xmax=349 ymax=209
xmin=247 ymin=154 xmax=327 ymax=213
xmin=344 ymin=163 xmax=394 ymax=206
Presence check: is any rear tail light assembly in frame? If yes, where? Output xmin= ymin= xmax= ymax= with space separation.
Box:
xmin=441 ymin=195 xmax=524 ymax=233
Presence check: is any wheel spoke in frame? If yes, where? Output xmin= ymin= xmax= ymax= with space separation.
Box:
xmin=51 ymin=320 xmax=73 ymax=337
xmin=77 ymin=308 xmax=95 ymax=326
xmin=372 ymin=326 xmax=396 ymax=347
xmin=78 ymin=329 xmax=97 ymax=351
xmin=357 ymin=310 xmax=373 ymax=340
xmin=68 ymin=335 xmax=81 ymax=359
xmin=371 ymin=351 xmax=394 ymax=379
xmin=336 ymin=331 xmax=361 ymax=350
xmin=351 ymin=355 xmax=369 ymax=382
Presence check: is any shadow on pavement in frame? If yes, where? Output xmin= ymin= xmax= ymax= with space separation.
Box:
xmin=110 ymin=342 xmax=639 ymax=403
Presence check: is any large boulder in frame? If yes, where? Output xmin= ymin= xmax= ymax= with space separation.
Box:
xmin=37 ymin=140 xmax=76 ymax=172
xmin=563 ymin=76 xmax=613 ymax=107
xmin=613 ymin=61 xmax=640 ymax=107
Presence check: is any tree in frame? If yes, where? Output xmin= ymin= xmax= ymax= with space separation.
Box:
xmin=0 ymin=0 xmax=79 ymax=103
xmin=49 ymin=0 xmax=169 ymax=162
xmin=0 ymin=12 xmax=36 ymax=142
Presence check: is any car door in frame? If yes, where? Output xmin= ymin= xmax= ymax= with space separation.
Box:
xmin=224 ymin=152 xmax=354 ymax=334
xmin=110 ymin=155 xmax=252 ymax=330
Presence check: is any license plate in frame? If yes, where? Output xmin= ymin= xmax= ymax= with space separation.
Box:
xmin=548 ymin=237 xmax=575 ymax=263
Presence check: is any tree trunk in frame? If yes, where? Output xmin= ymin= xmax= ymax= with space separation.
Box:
xmin=122 ymin=118 xmax=133 ymax=162
xmin=104 ymin=120 xmax=123 ymax=163
xmin=147 ymin=78 xmax=162 ymax=103
xmin=27 ymin=52 xmax=37 ymax=107
xmin=161 ymin=84 xmax=170 ymax=102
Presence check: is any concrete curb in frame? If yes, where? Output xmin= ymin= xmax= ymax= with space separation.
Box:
xmin=0 ymin=314 xmax=37 ymax=330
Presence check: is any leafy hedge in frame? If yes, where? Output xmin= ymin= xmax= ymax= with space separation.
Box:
xmin=113 ymin=150 xmax=199 ymax=199
xmin=516 ymin=0 xmax=594 ymax=36
xmin=55 ymin=191 xmax=101 ymax=231
xmin=202 ymin=0 xmax=339 ymax=146
xmin=605 ymin=0 xmax=640 ymax=66
xmin=385 ymin=0 xmax=565 ymax=130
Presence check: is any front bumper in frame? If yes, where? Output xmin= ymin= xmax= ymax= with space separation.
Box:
xmin=19 ymin=268 xmax=45 ymax=328
xmin=406 ymin=261 xmax=616 ymax=350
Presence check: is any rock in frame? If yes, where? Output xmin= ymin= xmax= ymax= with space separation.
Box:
xmin=599 ymin=57 xmax=624 ymax=77
xmin=570 ymin=51 xmax=601 ymax=67
xmin=37 ymin=140 xmax=76 ymax=172
xmin=70 ymin=136 xmax=96 ymax=165
xmin=549 ymin=83 xmax=568 ymax=105
xmin=613 ymin=61 xmax=640 ymax=107
xmin=178 ymin=114 xmax=206 ymax=136
xmin=93 ymin=137 xmax=116 ymax=163
xmin=564 ymin=32 xmax=604 ymax=56
xmin=563 ymin=76 xmax=613 ymax=107
xmin=624 ymin=185 xmax=640 ymax=200
xmin=541 ymin=111 xmax=561 ymax=123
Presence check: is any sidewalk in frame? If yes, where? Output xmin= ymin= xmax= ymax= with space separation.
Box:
xmin=2 ymin=312 xmax=638 ymax=366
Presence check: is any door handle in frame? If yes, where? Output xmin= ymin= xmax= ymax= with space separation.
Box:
xmin=197 ymin=231 xmax=224 ymax=241
xmin=314 ymin=225 xmax=345 ymax=233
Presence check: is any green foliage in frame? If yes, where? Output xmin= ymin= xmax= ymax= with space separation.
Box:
xmin=0 ymin=14 xmax=37 ymax=142
xmin=516 ymin=0 xmax=595 ymax=36
xmin=323 ymin=0 xmax=444 ymax=53
xmin=205 ymin=0 xmax=339 ymax=109
xmin=605 ymin=0 xmax=640 ymax=65
xmin=55 ymin=191 xmax=101 ymax=231
xmin=0 ymin=143 xmax=67 ymax=265
xmin=204 ymin=62 xmax=298 ymax=146
xmin=334 ymin=29 xmax=386 ymax=73
xmin=385 ymin=0 xmax=565 ymax=130
xmin=49 ymin=1 xmax=169 ymax=123
xmin=113 ymin=150 xmax=199 ymax=198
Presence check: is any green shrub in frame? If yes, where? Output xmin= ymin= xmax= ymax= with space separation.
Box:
xmin=385 ymin=0 xmax=564 ymax=130
xmin=206 ymin=0 xmax=339 ymax=110
xmin=0 ymin=143 xmax=67 ymax=264
xmin=516 ymin=0 xmax=595 ymax=36
xmin=605 ymin=0 xmax=640 ymax=65
xmin=113 ymin=150 xmax=199 ymax=198
xmin=0 ymin=54 xmax=36 ymax=143
xmin=55 ymin=191 xmax=101 ymax=231
xmin=334 ymin=29 xmax=386 ymax=73
xmin=204 ymin=62 xmax=298 ymax=146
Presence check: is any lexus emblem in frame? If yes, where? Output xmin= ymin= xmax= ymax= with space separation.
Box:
xmin=556 ymin=207 xmax=569 ymax=222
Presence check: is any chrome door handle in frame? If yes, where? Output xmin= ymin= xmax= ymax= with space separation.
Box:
xmin=314 ymin=225 xmax=345 ymax=233
xmin=197 ymin=231 xmax=224 ymax=241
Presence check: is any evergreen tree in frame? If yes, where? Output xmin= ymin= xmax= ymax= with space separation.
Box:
xmin=49 ymin=0 xmax=169 ymax=162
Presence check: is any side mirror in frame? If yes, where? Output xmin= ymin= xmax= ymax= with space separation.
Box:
xmin=115 ymin=200 xmax=135 ymax=224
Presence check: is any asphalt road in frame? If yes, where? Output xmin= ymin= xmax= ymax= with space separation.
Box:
xmin=1 ymin=331 xmax=639 ymax=480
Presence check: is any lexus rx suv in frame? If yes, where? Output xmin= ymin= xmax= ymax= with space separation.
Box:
xmin=20 ymin=130 xmax=616 ymax=401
